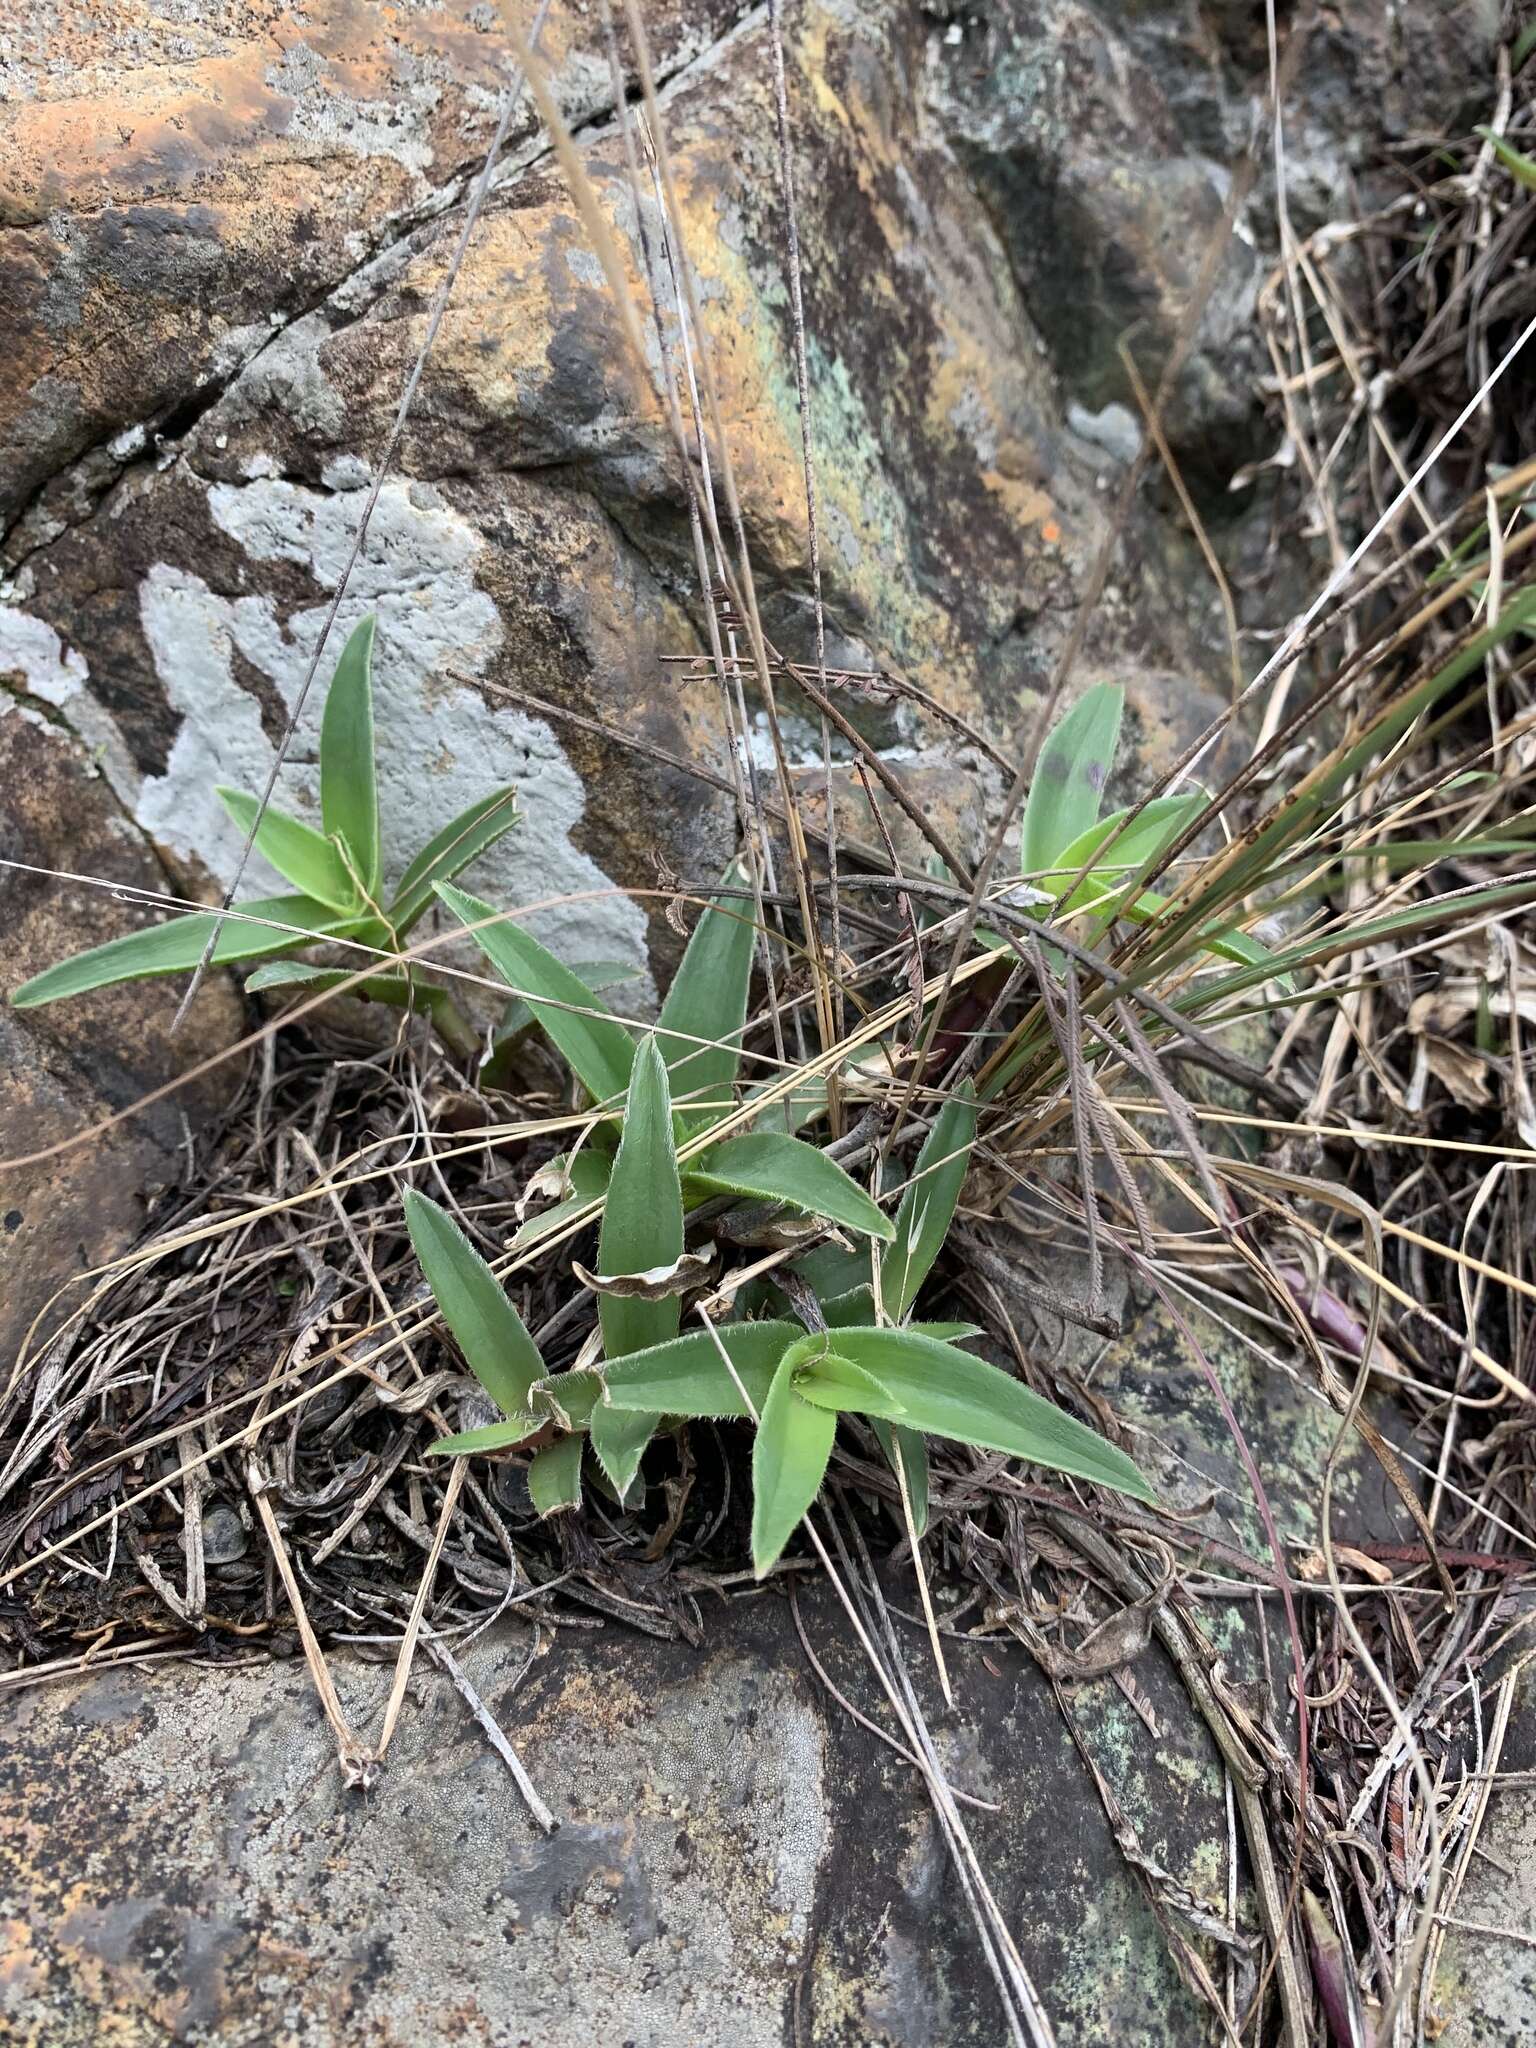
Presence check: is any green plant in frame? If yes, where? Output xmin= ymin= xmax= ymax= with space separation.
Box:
xmin=1006 ymin=680 xmax=1279 ymax=980
xmin=435 ymin=871 xmax=894 ymax=1249
xmin=404 ymin=1042 xmax=1150 ymax=1565
xmin=9 ymin=616 xmax=519 ymax=1052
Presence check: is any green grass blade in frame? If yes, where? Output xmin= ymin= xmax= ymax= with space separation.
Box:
xmin=751 ymin=1354 xmax=836 ymax=1577
xmin=436 ymin=883 xmax=636 ymax=1105
xmin=9 ymin=894 xmax=353 ymax=1007
xmin=1021 ymin=682 xmax=1123 ymax=878
xmin=215 ymin=788 xmax=360 ymax=910
xmin=591 ymin=1039 xmax=683 ymax=1496
xmin=871 ymin=1420 xmax=930 ymax=1537
xmin=655 ymin=867 xmax=755 ymax=1127
xmin=827 ymin=1327 xmax=1154 ymax=1501
xmin=687 ymin=1133 xmax=895 ymax=1242
xmin=404 ymin=1189 xmax=544 ymax=1419
xmin=881 ymin=1081 xmax=977 ymax=1321
xmin=389 ymin=787 xmax=520 ymax=934
xmin=1181 ymin=872 xmax=1536 ymax=1010
xmin=528 ymin=1436 xmax=585 ymax=1516
xmin=1477 ymin=125 xmax=1536 ymax=190
xmin=601 ymin=1321 xmax=800 ymax=1417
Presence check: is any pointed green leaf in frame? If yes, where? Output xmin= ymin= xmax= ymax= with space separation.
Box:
xmin=602 ymin=1320 xmax=801 ymax=1418
xmin=588 ymin=1405 xmax=658 ymax=1502
xmin=751 ymin=1354 xmax=836 ymax=1577
xmin=528 ymin=1435 xmax=585 ymax=1516
xmin=822 ymin=1327 xmax=1154 ymax=1501
xmin=390 ymin=787 xmax=521 ymax=934
xmin=598 ymin=1039 xmax=683 ymax=1360
xmin=881 ymin=1082 xmax=977 ymax=1322
xmin=656 ymin=867 xmax=755 ymax=1126
xmin=319 ymin=615 xmax=381 ymax=896
xmin=871 ymin=1419 xmax=930 ymax=1537
xmin=9 ymin=894 xmax=357 ymax=1007
xmin=794 ymin=1352 xmax=906 ymax=1418
xmin=687 ymin=1133 xmax=895 ymax=1242
xmin=404 ymin=1189 xmax=544 ymax=1419
xmin=1051 ymin=792 xmax=1207 ymax=887
xmin=592 ymin=1039 xmax=683 ymax=1495
xmin=215 ymin=787 xmax=360 ymax=910
xmin=428 ymin=1417 xmax=540 ymax=1457
xmin=437 ymin=883 xmax=636 ymax=1105
xmin=484 ymin=961 xmax=643 ymax=1085
xmin=1022 ymin=682 xmax=1123 ymax=878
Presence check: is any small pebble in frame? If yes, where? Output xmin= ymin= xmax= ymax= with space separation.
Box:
xmin=201 ymin=1503 xmax=248 ymax=1565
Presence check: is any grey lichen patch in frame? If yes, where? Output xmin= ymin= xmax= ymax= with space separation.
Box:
xmin=130 ymin=473 xmax=653 ymax=981
xmin=0 ymin=601 xmax=142 ymax=800
xmin=3 ymin=1623 xmax=829 ymax=2048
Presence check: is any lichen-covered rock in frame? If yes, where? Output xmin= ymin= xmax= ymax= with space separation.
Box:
xmin=0 ymin=0 xmax=754 ymax=529
xmin=0 ymin=1275 xmax=1433 ymax=2046
xmin=0 ymin=697 xmax=242 ymax=1361
xmin=0 ymin=1585 xmax=1218 ymax=2046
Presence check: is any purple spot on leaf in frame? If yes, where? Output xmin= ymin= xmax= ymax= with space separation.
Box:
xmin=1085 ymin=761 xmax=1107 ymax=791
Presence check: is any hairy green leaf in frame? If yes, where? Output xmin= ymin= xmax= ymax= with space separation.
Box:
xmin=586 ymin=1407 xmax=657 ymax=1502
xmin=215 ymin=787 xmax=360 ymax=910
xmin=428 ymin=1417 xmax=540 ymax=1457
xmin=601 ymin=1320 xmax=801 ymax=1418
xmin=319 ymin=616 xmax=381 ymax=897
xmin=404 ymin=1189 xmax=544 ymax=1419
xmin=9 ymin=894 xmax=356 ymax=1007
xmin=793 ymin=1352 xmax=905 ymax=1418
xmin=528 ymin=1436 xmax=584 ymax=1517
xmin=245 ymin=959 xmax=466 ymax=1039
xmin=881 ymin=1082 xmax=976 ymax=1321
xmin=655 ymin=868 xmax=755 ymax=1127
xmin=591 ymin=1039 xmax=683 ymax=1496
xmin=1021 ymin=682 xmax=1123 ymax=878
xmin=825 ymin=1327 xmax=1154 ymax=1500
xmin=389 ymin=787 xmax=521 ymax=934
xmin=751 ymin=1353 xmax=836 ymax=1577
xmin=437 ymin=883 xmax=636 ymax=1105
xmin=687 ymin=1133 xmax=895 ymax=1242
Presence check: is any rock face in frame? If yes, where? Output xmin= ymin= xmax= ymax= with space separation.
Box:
xmin=0 ymin=1289 xmax=1438 ymax=2046
xmin=0 ymin=695 xmax=241 ymax=1361
xmin=2 ymin=0 xmax=1507 ymax=972
xmin=0 ymin=5 xmax=1517 ymax=2035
